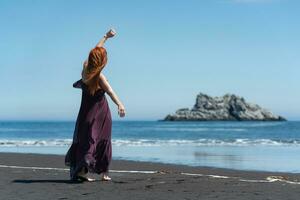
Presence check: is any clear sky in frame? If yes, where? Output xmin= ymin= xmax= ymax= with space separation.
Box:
xmin=0 ymin=0 xmax=299 ymax=121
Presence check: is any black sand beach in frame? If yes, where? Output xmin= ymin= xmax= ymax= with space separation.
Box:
xmin=0 ymin=153 xmax=300 ymax=200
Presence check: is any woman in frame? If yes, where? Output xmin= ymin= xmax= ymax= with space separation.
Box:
xmin=65 ymin=29 xmax=125 ymax=182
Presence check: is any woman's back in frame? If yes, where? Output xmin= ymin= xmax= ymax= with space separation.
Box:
xmin=73 ymin=79 xmax=105 ymax=100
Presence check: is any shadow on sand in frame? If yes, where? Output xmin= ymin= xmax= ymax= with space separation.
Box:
xmin=12 ymin=179 xmax=83 ymax=184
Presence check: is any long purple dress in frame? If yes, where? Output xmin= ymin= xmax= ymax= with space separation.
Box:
xmin=65 ymin=79 xmax=112 ymax=180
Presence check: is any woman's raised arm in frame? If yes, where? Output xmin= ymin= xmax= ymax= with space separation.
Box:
xmin=95 ymin=29 xmax=116 ymax=48
xmin=82 ymin=29 xmax=116 ymax=78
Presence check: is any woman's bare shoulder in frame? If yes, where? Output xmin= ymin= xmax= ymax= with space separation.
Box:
xmin=99 ymin=73 xmax=108 ymax=81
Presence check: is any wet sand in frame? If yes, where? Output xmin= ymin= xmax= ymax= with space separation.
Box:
xmin=0 ymin=152 xmax=300 ymax=200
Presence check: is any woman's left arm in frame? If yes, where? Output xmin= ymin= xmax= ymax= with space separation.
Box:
xmin=99 ymin=73 xmax=126 ymax=117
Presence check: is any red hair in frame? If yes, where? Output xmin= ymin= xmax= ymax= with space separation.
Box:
xmin=82 ymin=47 xmax=107 ymax=95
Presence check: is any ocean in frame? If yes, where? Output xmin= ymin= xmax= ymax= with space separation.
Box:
xmin=0 ymin=121 xmax=299 ymax=173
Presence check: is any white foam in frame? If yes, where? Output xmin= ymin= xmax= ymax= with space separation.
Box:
xmin=112 ymin=138 xmax=300 ymax=147
xmin=0 ymin=164 xmax=157 ymax=173
xmin=0 ymin=139 xmax=72 ymax=147
xmin=181 ymin=172 xmax=231 ymax=179
xmin=0 ymin=138 xmax=300 ymax=147
xmin=1 ymin=164 xmax=298 ymax=185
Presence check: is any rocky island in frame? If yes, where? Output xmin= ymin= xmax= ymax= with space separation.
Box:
xmin=164 ymin=93 xmax=286 ymax=121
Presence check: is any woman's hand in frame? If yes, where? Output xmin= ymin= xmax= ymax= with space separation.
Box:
xmin=105 ymin=28 xmax=116 ymax=38
xmin=96 ymin=28 xmax=116 ymax=48
xmin=118 ymin=104 xmax=126 ymax=118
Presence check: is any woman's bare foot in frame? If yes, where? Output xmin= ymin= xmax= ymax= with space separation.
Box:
xmin=77 ymin=168 xmax=96 ymax=182
xmin=77 ymin=175 xmax=96 ymax=182
xmin=100 ymin=173 xmax=112 ymax=181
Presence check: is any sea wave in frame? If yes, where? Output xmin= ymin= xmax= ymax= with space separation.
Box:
xmin=123 ymin=127 xmax=247 ymax=132
xmin=151 ymin=128 xmax=246 ymax=132
xmin=0 ymin=139 xmax=72 ymax=147
xmin=113 ymin=139 xmax=300 ymax=146
xmin=0 ymin=128 xmax=33 ymax=132
xmin=0 ymin=138 xmax=300 ymax=147
xmin=156 ymin=122 xmax=286 ymax=128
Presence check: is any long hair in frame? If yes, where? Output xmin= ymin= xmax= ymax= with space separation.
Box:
xmin=82 ymin=47 xmax=107 ymax=95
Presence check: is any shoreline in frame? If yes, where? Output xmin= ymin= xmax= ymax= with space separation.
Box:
xmin=1 ymin=152 xmax=300 ymax=199
xmin=1 ymin=152 xmax=299 ymax=177
xmin=1 ymin=146 xmax=300 ymax=174
xmin=1 ymin=151 xmax=300 ymax=175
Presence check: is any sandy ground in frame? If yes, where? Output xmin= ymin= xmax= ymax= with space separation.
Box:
xmin=0 ymin=152 xmax=300 ymax=200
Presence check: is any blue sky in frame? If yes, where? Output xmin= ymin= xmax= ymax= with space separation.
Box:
xmin=0 ymin=0 xmax=299 ymax=121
